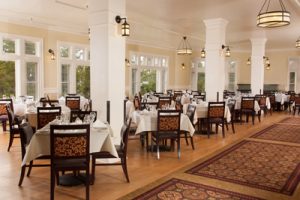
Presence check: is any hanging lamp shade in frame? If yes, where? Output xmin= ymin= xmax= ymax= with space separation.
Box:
xmin=177 ymin=36 xmax=192 ymax=55
xmin=296 ymin=38 xmax=300 ymax=48
xmin=257 ymin=0 xmax=290 ymax=28
xmin=200 ymin=48 xmax=206 ymax=58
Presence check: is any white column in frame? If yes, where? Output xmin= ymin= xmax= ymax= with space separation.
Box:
xmin=203 ymin=18 xmax=228 ymax=101
xmin=88 ymin=0 xmax=125 ymax=138
xmin=250 ymin=38 xmax=267 ymax=95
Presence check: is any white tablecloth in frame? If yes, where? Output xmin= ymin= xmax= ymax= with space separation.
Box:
xmin=275 ymin=93 xmax=289 ymax=105
xmin=132 ymin=110 xmax=195 ymax=136
xmin=22 ymin=122 xmax=118 ymax=166
xmin=182 ymin=102 xmax=231 ymax=124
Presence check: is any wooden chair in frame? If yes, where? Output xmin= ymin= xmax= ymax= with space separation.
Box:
xmin=182 ymin=104 xmax=196 ymax=149
xmin=194 ymin=95 xmax=205 ymax=103
xmin=37 ymin=107 xmax=61 ymax=129
xmin=225 ymin=99 xmax=236 ymax=133
xmin=91 ymin=119 xmax=132 ymax=184
xmin=151 ymin=110 xmax=181 ymax=159
xmin=293 ymin=96 xmax=300 ymax=115
xmin=207 ymin=102 xmax=225 ymax=138
xmin=289 ymin=94 xmax=296 ymax=113
xmin=0 ymin=98 xmax=13 ymax=132
xmin=50 ymin=124 xmax=90 ymax=200
xmin=18 ymin=122 xmax=50 ymax=186
xmin=255 ymin=95 xmax=268 ymax=115
xmin=70 ymin=110 xmax=97 ymax=123
xmin=173 ymin=91 xmax=182 ymax=101
xmin=6 ymin=103 xmax=23 ymax=151
xmin=133 ymin=96 xmax=141 ymax=110
xmin=65 ymin=96 xmax=80 ymax=110
xmin=239 ymin=97 xmax=260 ymax=125
xmin=158 ymin=96 xmax=172 ymax=109
xmin=40 ymin=96 xmax=59 ymax=107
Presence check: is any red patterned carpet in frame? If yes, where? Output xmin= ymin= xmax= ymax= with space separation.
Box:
xmin=132 ymin=178 xmax=264 ymax=200
xmin=251 ymin=124 xmax=300 ymax=144
xmin=185 ymin=140 xmax=300 ymax=195
xmin=278 ymin=117 xmax=300 ymax=125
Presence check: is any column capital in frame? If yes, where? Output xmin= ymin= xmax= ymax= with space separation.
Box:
xmin=203 ymin=18 xmax=228 ymax=29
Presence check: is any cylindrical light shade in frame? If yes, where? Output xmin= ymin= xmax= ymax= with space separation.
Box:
xmin=121 ymin=21 xmax=130 ymax=36
xmin=201 ymin=49 xmax=206 ymax=58
xmin=257 ymin=11 xmax=290 ymax=28
xmin=225 ymin=47 xmax=231 ymax=57
xmin=177 ymin=36 xmax=192 ymax=55
xmin=296 ymin=39 xmax=300 ymax=48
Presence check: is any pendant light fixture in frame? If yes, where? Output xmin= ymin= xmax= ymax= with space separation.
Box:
xmin=177 ymin=36 xmax=192 ymax=55
xmin=221 ymin=45 xmax=231 ymax=57
xmin=296 ymin=37 xmax=300 ymax=48
xmin=257 ymin=0 xmax=290 ymax=28
xmin=200 ymin=48 xmax=206 ymax=58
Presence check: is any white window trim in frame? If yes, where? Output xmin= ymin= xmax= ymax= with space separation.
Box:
xmin=0 ymin=32 xmax=43 ymax=99
xmin=129 ymin=51 xmax=169 ymax=96
xmin=57 ymin=41 xmax=90 ymax=96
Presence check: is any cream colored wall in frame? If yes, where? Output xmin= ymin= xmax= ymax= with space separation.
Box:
xmin=0 ymin=21 xmax=88 ymax=97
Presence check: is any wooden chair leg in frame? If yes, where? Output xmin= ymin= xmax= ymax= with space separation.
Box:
xmin=7 ymin=131 xmax=14 ymax=152
xmin=50 ymin=168 xmax=55 ymax=200
xmin=222 ymin=122 xmax=225 ymax=138
xmin=231 ymin=121 xmax=235 ymax=134
xmin=18 ymin=166 xmax=26 ymax=186
xmin=86 ymin=168 xmax=90 ymax=200
xmin=190 ymin=137 xmax=195 ymax=150
xmin=177 ymin=136 xmax=181 ymax=159
xmin=91 ymin=157 xmax=96 ymax=185
xmin=121 ymin=158 xmax=130 ymax=182
xmin=2 ymin=121 xmax=7 ymax=131
xmin=184 ymin=132 xmax=189 ymax=145
xmin=27 ymin=161 xmax=33 ymax=176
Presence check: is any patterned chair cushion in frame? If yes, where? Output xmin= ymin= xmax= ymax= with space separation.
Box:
xmin=0 ymin=104 xmax=7 ymax=115
xmin=241 ymin=100 xmax=254 ymax=109
xmin=66 ymin=100 xmax=80 ymax=110
xmin=54 ymin=136 xmax=87 ymax=157
xmin=208 ymin=107 xmax=224 ymax=118
xmin=158 ymin=116 xmax=180 ymax=131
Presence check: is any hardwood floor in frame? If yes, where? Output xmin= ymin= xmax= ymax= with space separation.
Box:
xmin=0 ymin=112 xmax=293 ymax=200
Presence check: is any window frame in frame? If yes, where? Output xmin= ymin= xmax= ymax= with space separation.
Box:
xmin=0 ymin=32 xmax=43 ymax=99
xmin=57 ymin=41 xmax=90 ymax=96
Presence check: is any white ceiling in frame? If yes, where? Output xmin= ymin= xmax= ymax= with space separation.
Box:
xmin=0 ymin=0 xmax=299 ymax=51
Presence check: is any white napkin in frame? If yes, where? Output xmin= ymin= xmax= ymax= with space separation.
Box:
xmin=93 ymin=120 xmax=107 ymax=129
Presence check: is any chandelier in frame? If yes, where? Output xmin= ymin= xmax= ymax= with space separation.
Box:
xmin=177 ymin=36 xmax=192 ymax=55
xmin=257 ymin=0 xmax=290 ymax=28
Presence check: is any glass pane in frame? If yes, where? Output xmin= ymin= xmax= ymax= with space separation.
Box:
xmin=140 ymin=56 xmax=146 ymax=66
xmin=74 ymin=48 xmax=84 ymax=60
xmin=26 ymin=83 xmax=36 ymax=97
xmin=3 ymin=39 xmax=15 ymax=53
xmin=147 ymin=56 xmax=153 ymax=66
xmin=61 ymin=83 xmax=68 ymax=96
xmin=60 ymin=46 xmax=69 ymax=58
xmin=0 ymin=61 xmax=15 ymax=97
xmin=25 ymin=41 xmax=36 ymax=55
xmin=76 ymin=65 xmax=90 ymax=98
xmin=290 ymin=72 xmax=295 ymax=83
xmin=228 ymin=72 xmax=235 ymax=91
xmin=131 ymin=55 xmax=137 ymax=65
xmin=26 ymin=62 xmax=37 ymax=82
xmin=132 ymin=69 xmax=137 ymax=95
xmin=197 ymin=72 xmax=205 ymax=91
xmin=140 ymin=69 xmax=156 ymax=94
xmin=61 ymin=64 xmax=70 ymax=82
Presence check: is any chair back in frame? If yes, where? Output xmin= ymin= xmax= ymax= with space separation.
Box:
xmin=194 ymin=95 xmax=205 ymax=103
xmin=83 ymin=99 xmax=92 ymax=111
xmin=119 ymin=118 xmax=132 ymax=155
xmin=186 ymin=104 xmax=196 ymax=124
xmin=70 ymin=110 xmax=97 ymax=123
xmin=140 ymin=102 xmax=158 ymax=110
xmin=0 ymin=98 xmax=13 ymax=116
xmin=133 ymin=96 xmax=141 ymax=110
xmin=241 ymin=97 xmax=255 ymax=110
xmin=157 ymin=110 xmax=181 ymax=132
xmin=50 ymin=124 xmax=90 ymax=160
xmin=158 ymin=96 xmax=171 ymax=109
xmin=173 ymin=91 xmax=182 ymax=101
xmin=154 ymin=92 xmax=163 ymax=97
xmin=227 ymin=99 xmax=236 ymax=113
xmin=19 ymin=122 xmax=34 ymax=159
xmin=295 ymin=96 xmax=300 ymax=105
xmin=255 ymin=95 xmax=266 ymax=106
xmin=208 ymin=102 xmax=225 ymax=119
xmin=6 ymin=103 xmax=18 ymax=128
xmin=37 ymin=106 xmax=61 ymax=129
xmin=175 ymin=101 xmax=183 ymax=112
xmin=268 ymin=94 xmax=275 ymax=104
xmin=191 ymin=91 xmax=199 ymax=96
xmin=65 ymin=96 xmax=80 ymax=110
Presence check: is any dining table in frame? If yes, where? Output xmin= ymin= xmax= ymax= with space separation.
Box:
xmin=21 ymin=120 xmax=118 ymax=167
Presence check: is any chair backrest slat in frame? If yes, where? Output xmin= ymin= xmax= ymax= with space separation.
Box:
xmin=37 ymin=107 xmax=61 ymax=129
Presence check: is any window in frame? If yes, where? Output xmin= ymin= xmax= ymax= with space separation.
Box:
xmin=289 ymin=72 xmax=296 ymax=91
xmin=58 ymin=42 xmax=90 ymax=97
xmin=0 ymin=33 xmax=42 ymax=99
xmin=191 ymin=59 xmax=205 ymax=92
xmin=130 ymin=52 xmax=168 ymax=96
xmin=26 ymin=62 xmax=37 ymax=97
xmin=0 ymin=61 xmax=15 ymax=97
xmin=226 ymin=61 xmax=237 ymax=91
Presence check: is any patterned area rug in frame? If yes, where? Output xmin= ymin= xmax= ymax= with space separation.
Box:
xmin=185 ymin=140 xmax=300 ymax=195
xmin=278 ymin=117 xmax=300 ymax=125
xmin=132 ymin=178 xmax=264 ymax=200
xmin=251 ymin=124 xmax=300 ymax=144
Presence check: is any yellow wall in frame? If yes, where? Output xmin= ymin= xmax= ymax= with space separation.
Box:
xmin=0 ymin=21 xmax=88 ymax=92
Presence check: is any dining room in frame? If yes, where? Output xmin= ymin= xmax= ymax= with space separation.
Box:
xmin=0 ymin=0 xmax=300 ymax=200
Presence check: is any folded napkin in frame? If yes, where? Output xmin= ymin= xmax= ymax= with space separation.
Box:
xmin=93 ymin=120 xmax=107 ymax=129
